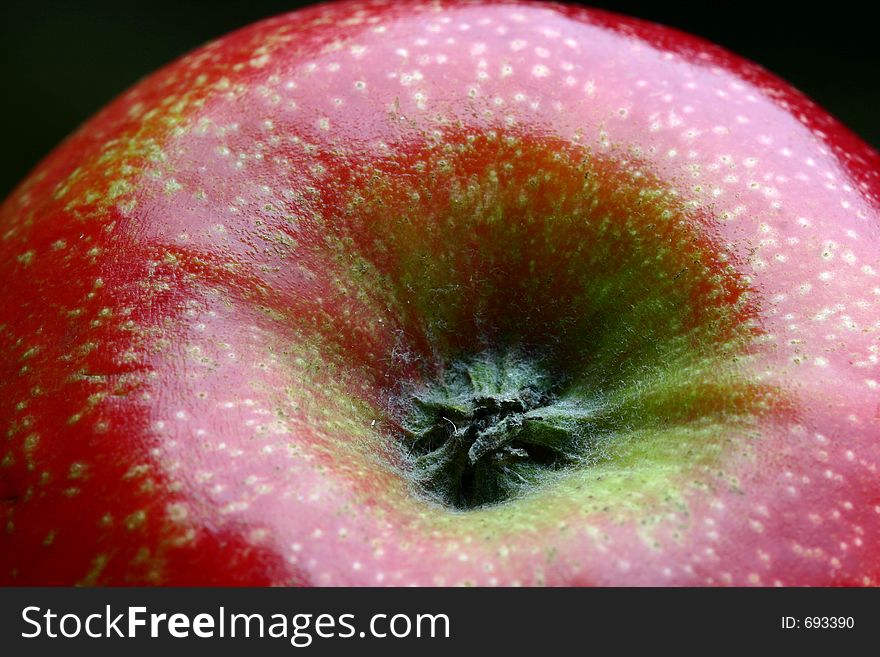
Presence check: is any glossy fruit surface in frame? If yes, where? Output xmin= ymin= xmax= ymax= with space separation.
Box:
xmin=1 ymin=0 xmax=878 ymax=586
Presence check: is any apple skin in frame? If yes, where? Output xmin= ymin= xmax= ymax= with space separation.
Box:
xmin=1 ymin=0 xmax=879 ymax=586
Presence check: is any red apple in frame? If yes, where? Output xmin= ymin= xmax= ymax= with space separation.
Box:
xmin=1 ymin=0 xmax=878 ymax=586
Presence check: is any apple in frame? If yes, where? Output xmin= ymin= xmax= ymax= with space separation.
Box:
xmin=1 ymin=0 xmax=878 ymax=587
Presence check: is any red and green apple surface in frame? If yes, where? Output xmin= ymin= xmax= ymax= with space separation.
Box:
xmin=1 ymin=0 xmax=878 ymax=586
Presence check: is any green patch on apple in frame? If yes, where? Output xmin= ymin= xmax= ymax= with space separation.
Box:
xmin=295 ymin=133 xmax=780 ymax=513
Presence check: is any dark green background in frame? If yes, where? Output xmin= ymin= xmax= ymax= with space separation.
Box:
xmin=2 ymin=0 xmax=877 ymax=198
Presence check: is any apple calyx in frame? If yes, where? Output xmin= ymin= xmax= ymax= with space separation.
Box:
xmin=402 ymin=351 xmax=601 ymax=509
